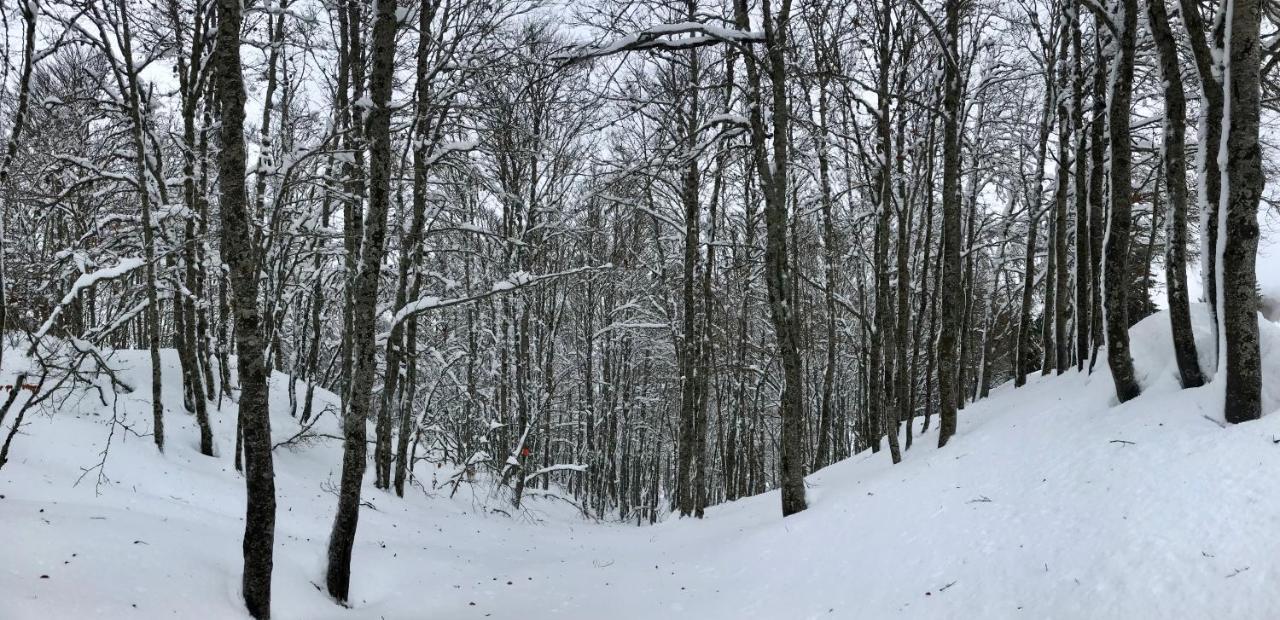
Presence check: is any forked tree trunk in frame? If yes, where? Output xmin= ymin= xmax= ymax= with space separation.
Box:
xmin=733 ymin=0 xmax=807 ymax=516
xmin=327 ymin=0 xmax=397 ymax=601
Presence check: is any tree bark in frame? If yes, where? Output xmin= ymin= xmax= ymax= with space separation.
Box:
xmin=937 ymin=0 xmax=963 ymax=447
xmin=1052 ymin=17 xmax=1071 ymax=375
xmin=1147 ymin=0 xmax=1204 ymax=389
xmin=215 ymin=0 xmax=276 ymax=613
xmin=326 ymin=0 xmax=397 ymax=601
xmin=1103 ymin=0 xmax=1142 ymax=403
xmin=1177 ymin=0 xmax=1225 ymax=352
xmin=113 ymin=0 xmax=165 ymax=453
xmin=733 ymin=0 xmax=807 ymax=516
xmin=1071 ymin=2 xmax=1091 ymax=371
xmin=1221 ymin=0 xmax=1263 ymax=422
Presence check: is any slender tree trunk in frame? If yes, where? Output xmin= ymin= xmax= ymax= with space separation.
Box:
xmin=1221 ymin=0 xmax=1263 ymax=422
xmin=1052 ymin=17 xmax=1070 ymax=374
xmin=1016 ymin=75 xmax=1054 ymax=387
xmin=1177 ymin=0 xmax=1225 ymax=355
xmin=1088 ymin=29 xmax=1108 ymax=368
xmin=734 ymin=0 xmax=806 ymax=516
xmin=812 ymin=75 xmax=837 ymax=470
xmin=937 ymin=0 xmax=963 ymax=448
xmin=674 ymin=26 xmax=703 ymax=517
xmin=1072 ymin=1 xmax=1091 ymax=371
xmin=0 ymin=1 xmax=38 ymax=369
xmin=1148 ymin=0 xmax=1204 ymax=389
xmin=326 ymin=0 xmax=396 ymax=601
xmin=1103 ymin=0 xmax=1141 ymax=403
xmin=114 ymin=0 xmax=166 ymax=453
xmin=215 ymin=0 xmax=276 ymax=613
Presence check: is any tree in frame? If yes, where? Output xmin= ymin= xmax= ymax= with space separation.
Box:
xmin=937 ymin=0 xmax=964 ymax=447
xmin=1102 ymin=0 xmax=1141 ymax=403
xmin=1146 ymin=0 xmax=1204 ymax=389
xmin=326 ymin=0 xmax=398 ymax=601
xmin=1220 ymin=0 xmax=1264 ymax=422
xmin=214 ymin=0 xmax=276 ymax=613
xmin=733 ymin=0 xmax=808 ymax=515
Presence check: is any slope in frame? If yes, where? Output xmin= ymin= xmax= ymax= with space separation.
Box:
xmin=4 ymin=305 xmax=1280 ymax=619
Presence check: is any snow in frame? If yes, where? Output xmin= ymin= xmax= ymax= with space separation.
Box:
xmin=33 ymin=257 xmax=146 ymax=341
xmin=556 ymin=22 xmax=765 ymax=62
xmin=6 ymin=307 xmax=1280 ymax=617
xmin=1216 ymin=0 xmax=1235 ymax=375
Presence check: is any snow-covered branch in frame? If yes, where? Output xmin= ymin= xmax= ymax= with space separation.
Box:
xmin=384 ymin=264 xmax=612 ymax=334
xmin=554 ymin=21 xmax=764 ymax=63
xmin=33 ymin=258 xmax=146 ymax=344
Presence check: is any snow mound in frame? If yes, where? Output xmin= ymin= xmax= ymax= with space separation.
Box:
xmin=4 ymin=308 xmax=1280 ymax=619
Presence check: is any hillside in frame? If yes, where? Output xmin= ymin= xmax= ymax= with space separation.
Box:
xmin=4 ymin=306 xmax=1280 ymax=619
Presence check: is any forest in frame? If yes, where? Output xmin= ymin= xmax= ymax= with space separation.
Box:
xmin=0 ymin=0 xmax=1275 ymax=616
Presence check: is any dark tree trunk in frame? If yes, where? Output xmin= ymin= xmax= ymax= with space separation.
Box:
xmin=1103 ymin=0 xmax=1141 ymax=403
xmin=734 ymin=0 xmax=807 ymax=516
xmin=215 ymin=0 xmax=276 ymax=613
xmin=1221 ymin=0 xmax=1264 ymax=422
xmin=1177 ymin=0 xmax=1225 ymax=352
xmin=812 ymin=74 xmax=837 ymax=471
xmin=0 ymin=2 xmax=36 ymax=369
xmin=937 ymin=0 xmax=963 ymax=447
xmin=114 ymin=0 xmax=166 ymax=454
xmin=326 ymin=0 xmax=397 ymax=601
xmin=675 ymin=24 xmax=703 ymax=517
xmin=1071 ymin=4 xmax=1091 ymax=371
xmin=1051 ymin=17 xmax=1070 ymax=374
xmin=1088 ymin=29 xmax=1108 ymax=367
xmin=1147 ymin=0 xmax=1204 ymax=389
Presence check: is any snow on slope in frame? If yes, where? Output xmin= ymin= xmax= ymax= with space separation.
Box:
xmin=5 ymin=306 xmax=1280 ymax=619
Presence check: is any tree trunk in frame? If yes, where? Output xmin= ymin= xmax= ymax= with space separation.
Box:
xmin=1221 ymin=0 xmax=1263 ymax=422
xmin=937 ymin=0 xmax=963 ymax=447
xmin=326 ymin=0 xmax=396 ymax=601
xmin=1052 ymin=17 xmax=1070 ymax=374
xmin=1147 ymin=0 xmax=1204 ymax=389
xmin=113 ymin=0 xmax=166 ymax=453
xmin=1177 ymin=0 xmax=1225 ymax=355
xmin=1071 ymin=6 xmax=1090 ymax=372
xmin=1103 ymin=0 xmax=1141 ymax=403
xmin=215 ymin=0 xmax=276 ymax=613
xmin=674 ymin=25 xmax=703 ymax=517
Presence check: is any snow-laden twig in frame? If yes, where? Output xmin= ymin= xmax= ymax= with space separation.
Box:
xmin=32 ymin=258 xmax=145 ymax=347
xmin=554 ymin=21 xmax=764 ymax=63
xmin=523 ymin=463 xmax=588 ymax=484
xmin=384 ymin=264 xmax=611 ymax=333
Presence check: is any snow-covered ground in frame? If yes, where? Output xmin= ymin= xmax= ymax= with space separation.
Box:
xmin=5 ymin=304 xmax=1280 ymax=619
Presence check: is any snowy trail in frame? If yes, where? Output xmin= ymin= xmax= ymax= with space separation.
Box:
xmin=6 ymin=306 xmax=1280 ymax=619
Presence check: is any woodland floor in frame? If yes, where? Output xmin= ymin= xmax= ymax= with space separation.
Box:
xmin=5 ymin=303 xmax=1280 ymax=619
